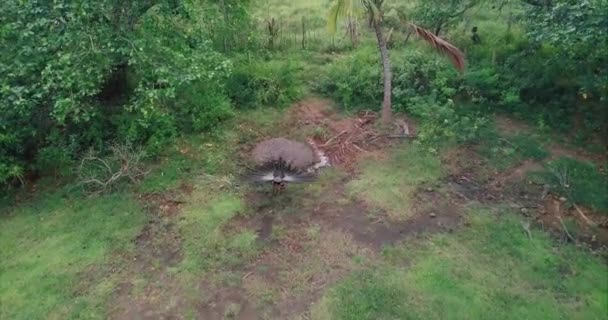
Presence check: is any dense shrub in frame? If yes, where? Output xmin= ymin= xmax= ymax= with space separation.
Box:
xmin=452 ymin=0 xmax=608 ymax=138
xmin=0 ymin=1 xmax=235 ymax=184
xmin=316 ymin=46 xmax=382 ymax=110
xmin=226 ymin=58 xmax=303 ymax=108
xmin=392 ymin=48 xmax=461 ymax=110
xmin=408 ymin=97 xmax=488 ymax=147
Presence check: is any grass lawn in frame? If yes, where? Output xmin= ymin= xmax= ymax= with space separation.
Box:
xmin=0 ymin=191 xmax=146 ymax=319
xmin=313 ymin=207 xmax=608 ymax=320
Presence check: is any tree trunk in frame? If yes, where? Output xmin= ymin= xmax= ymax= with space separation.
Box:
xmin=301 ymin=17 xmax=306 ymax=49
xmin=372 ymin=20 xmax=392 ymax=124
xmin=435 ymin=19 xmax=444 ymax=36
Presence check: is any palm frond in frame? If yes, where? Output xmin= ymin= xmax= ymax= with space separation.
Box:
xmin=409 ymin=23 xmax=466 ymax=73
xmin=328 ymin=0 xmax=354 ymax=34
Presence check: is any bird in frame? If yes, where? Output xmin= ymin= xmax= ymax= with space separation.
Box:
xmin=243 ymin=138 xmax=319 ymax=193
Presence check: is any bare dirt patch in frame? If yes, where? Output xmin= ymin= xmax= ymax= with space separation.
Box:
xmin=107 ymin=184 xmax=194 ymax=319
xmin=138 ymin=182 xmax=193 ymax=216
xmin=235 ymin=166 xmax=465 ymax=318
xmin=197 ymin=285 xmax=257 ymax=320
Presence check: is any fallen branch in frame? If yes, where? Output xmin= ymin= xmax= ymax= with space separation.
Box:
xmin=520 ymin=221 xmax=532 ymax=239
xmin=322 ymin=131 xmax=347 ymax=147
xmin=351 ymin=143 xmax=368 ymax=153
xmin=573 ymin=203 xmax=597 ymax=227
xmin=557 ymin=216 xmax=575 ymax=242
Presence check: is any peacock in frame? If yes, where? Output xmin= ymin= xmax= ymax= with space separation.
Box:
xmin=243 ymin=138 xmax=320 ymax=193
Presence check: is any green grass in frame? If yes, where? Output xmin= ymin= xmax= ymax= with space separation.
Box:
xmin=478 ymin=130 xmax=549 ymax=171
xmin=347 ymin=144 xmax=444 ymax=220
xmin=0 ymin=191 xmax=146 ymax=319
xmin=177 ymin=192 xmax=257 ymax=274
xmin=313 ymin=207 xmax=608 ymax=320
xmin=529 ymin=157 xmax=608 ymax=213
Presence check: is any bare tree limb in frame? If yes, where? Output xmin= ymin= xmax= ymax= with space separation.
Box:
xmin=558 ymin=216 xmax=576 ymax=242
xmin=573 ymin=203 xmax=597 ymax=227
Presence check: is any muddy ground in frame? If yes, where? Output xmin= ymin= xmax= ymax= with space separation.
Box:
xmin=107 ymin=98 xmax=608 ymax=319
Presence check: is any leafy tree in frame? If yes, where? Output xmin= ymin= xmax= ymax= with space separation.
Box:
xmin=412 ymin=0 xmax=481 ymax=36
xmin=0 ymin=0 xmax=234 ymax=185
xmin=523 ymin=0 xmax=607 ymax=102
xmin=327 ymin=0 xmax=466 ymax=124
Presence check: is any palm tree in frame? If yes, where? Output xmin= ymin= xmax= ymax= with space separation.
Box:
xmin=328 ymin=0 xmax=465 ymax=124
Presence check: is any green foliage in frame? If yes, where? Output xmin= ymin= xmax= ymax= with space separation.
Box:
xmin=409 ymin=98 xmax=488 ymax=147
xmin=318 ymin=45 xmax=485 ymax=146
xmin=391 ymin=47 xmax=462 ymax=110
xmin=318 ymin=46 xmax=462 ymax=110
xmin=478 ymin=130 xmax=549 ymax=170
xmin=314 ymin=208 xmax=608 ymax=320
xmin=523 ymin=0 xmax=608 ymax=102
xmin=529 ymin=157 xmax=608 ymax=213
xmin=317 ymin=46 xmax=381 ymax=109
xmin=0 ymin=0 xmax=237 ymax=185
xmin=411 ymin=0 xmax=480 ymax=35
xmin=451 ymin=0 xmax=608 ymax=137
xmin=227 ymin=58 xmax=303 ymax=108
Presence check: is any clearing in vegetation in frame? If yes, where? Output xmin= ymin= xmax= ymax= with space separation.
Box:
xmin=2 ymin=98 xmax=606 ymax=319
xmin=2 ymin=0 xmax=608 ymax=319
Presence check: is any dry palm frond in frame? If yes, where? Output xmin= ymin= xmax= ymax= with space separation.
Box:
xmin=409 ymin=23 xmax=466 ymax=73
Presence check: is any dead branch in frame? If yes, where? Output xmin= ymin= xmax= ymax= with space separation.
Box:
xmin=573 ymin=203 xmax=597 ymax=227
xmin=409 ymin=23 xmax=465 ymax=72
xmin=520 ymin=221 xmax=532 ymax=239
xmin=351 ymin=143 xmax=368 ymax=153
xmin=558 ymin=216 xmax=576 ymax=242
xmin=322 ymin=131 xmax=348 ymax=147
xmin=78 ymin=143 xmax=148 ymax=194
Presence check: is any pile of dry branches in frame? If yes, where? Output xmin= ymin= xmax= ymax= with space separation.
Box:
xmin=320 ymin=111 xmax=382 ymax=165
xmin=77 ymin=143 xmax=148 ymax=194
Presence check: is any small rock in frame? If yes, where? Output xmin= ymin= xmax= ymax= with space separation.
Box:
xmin=429 ymin=212 xmax=437 ymax=218
xmin=559 ymin=197 xmax=567 ymax=202
xmin=520 ymin=207 xmax=529 ymax=214
xmin=426 ymin=187 xmax=434 ymax=192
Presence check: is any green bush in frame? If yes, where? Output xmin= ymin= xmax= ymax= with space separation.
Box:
xmin=453 ymin=0 xmax=608 ymax=137
xmin=409 ymin=97 xmax=488 ymax=147
xmin=392 ymin=48 xmax=461 ymax=110
xmin=227 ymin=58 xmax=303 ymax=109
xmin=530 ymin=157 xmax=608 ymax=213
xmin=0 ymin=1 xmax=236 ymax=184
xmin=316 ymin=46 xmax=382 ymax=110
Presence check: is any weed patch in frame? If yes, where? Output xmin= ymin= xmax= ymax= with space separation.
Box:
xmin=529 ymin=157 xmax=608 ymax=213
